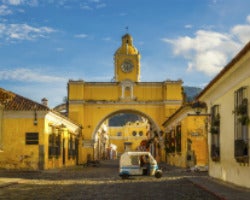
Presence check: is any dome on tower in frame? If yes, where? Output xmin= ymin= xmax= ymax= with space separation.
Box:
xmin=115 ymin=34 xmax=139 ymax=55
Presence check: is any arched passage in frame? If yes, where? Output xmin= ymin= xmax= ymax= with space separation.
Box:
xmin=92 ymin=109 xmax=162 ymax=140
xmin=91 ymin=109 xmax=164 ymax=161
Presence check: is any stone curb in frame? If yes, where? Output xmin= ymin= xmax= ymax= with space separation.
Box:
xmin=0 ymin=181 xmax=19 ymax=188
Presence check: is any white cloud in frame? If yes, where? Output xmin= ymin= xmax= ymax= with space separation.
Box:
xmin=231 ymin=16 xmax=250 ymax=44
xmin=0 ymin=23 xmax=56 ymax=41
xmin=1 ymin=0 xmax=38 ymax=6
xmin=80 ymin=4 xmax=92 ymax=10
xmin=0 ymin=5 xmax=12 ymax=15
xmin=96 ymin=3 xmax=106 ymax=9
xmin=3 ymin=0 xmax=23 ymax=5
xmin=0 ymin=68 xmax=66 ymax=83
xmin=102 ymin=37 xmax=111 ymax=41
xmin=163 ymin=16 xmax=250 ymax=77
xmin=80 ymin=0 xmax=106 ymax=10
xmin=185 ymin=24 xmax=193 ymax=29
xmin=74 ymin=34 xmax=88 ymax=38
xmin=247 ymin=15 xmax=250 ymax=23
xmin=56 ymin=47 xmax=64 ymax=52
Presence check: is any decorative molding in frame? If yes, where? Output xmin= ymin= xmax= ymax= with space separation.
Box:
xmin=45 ymin=111 xmax=80 ymax=135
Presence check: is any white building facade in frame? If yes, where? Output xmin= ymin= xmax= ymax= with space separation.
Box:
xmin=197 ymin=42 xmax=250 ymax=188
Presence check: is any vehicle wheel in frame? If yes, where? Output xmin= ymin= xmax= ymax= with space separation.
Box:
xmin=155 ymin=171 xmax=162 ymax=178
xmin=121 ymin=174 xmax=129 ymax=179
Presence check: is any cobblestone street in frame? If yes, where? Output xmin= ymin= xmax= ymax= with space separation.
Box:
xmin=0 ymin=160 xmax=250 ymax=200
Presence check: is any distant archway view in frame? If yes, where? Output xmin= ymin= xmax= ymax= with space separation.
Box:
xmin=93 ymin=111 xmax=163 ymax=161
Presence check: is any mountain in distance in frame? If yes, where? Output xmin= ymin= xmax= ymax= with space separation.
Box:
xmin=109 ymin=113 xmax=141 ymax=126
xmin=183 ymin=86 xmax=202 ymax=102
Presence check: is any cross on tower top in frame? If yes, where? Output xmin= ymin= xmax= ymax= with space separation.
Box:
xmin=125 ymin=26 xmax=129 ymax=33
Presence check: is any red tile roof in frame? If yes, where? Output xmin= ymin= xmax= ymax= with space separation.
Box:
xmin=0 ymin=88 xmax=49 ymax=111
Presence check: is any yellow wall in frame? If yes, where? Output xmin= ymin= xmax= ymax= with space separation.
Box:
xmin=108 ymin=121 xmax=148 ymax=155
xmin=83 ymin=84 xmax=120 ymax=101
xmin=134 ymin=84 xmax=163 ymax=101
xmin=68 ymin=81 xmax=183 ymax=102
xmin=163 ymin=106 xmax=208 ymax=168
xmin=0 ymin=113 xmax=43 ymax=170
xmin=186 ymin=116 xmax=208 ymax=167
xmin=0 ymin=111 xmax=80 ymax=170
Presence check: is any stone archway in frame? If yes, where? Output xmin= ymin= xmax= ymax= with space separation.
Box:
xmin=67 ymin=34 xmax=183 ymax=164
xmin=91 ymin=109 xmax=164 ymax=161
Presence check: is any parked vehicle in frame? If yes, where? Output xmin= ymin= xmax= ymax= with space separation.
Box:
xmin=119 ymin=151 xmax=162 ymax=179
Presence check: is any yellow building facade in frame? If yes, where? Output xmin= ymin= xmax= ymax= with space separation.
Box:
xmin=68 ymin=34 xmax=184 ymax=163
xmin=197 ymin=41 xmax=250 ymax=188
xmin=162 ymin=105 xmax=208 ymax=168
xmin=0 ymin=88 xmax=81 ymax=170
xmin=108 ymin=120 xmax=149 ymax=155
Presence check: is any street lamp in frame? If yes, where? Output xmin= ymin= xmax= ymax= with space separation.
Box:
xmin=188 ymin=101 xmax=210 ymax=116
xmin=192 ymin=101 xmax=206 ymax=115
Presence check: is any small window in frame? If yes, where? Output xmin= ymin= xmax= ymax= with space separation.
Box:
xmin=117 ymin=132 xmax=122 ymax=136
xmin=132 ymin=131 xmax=137 ymax=136
xmin=139 ymin=131 xmax=143 ymax=136
xmin=26 ymin=132 xmax=39 ymax=145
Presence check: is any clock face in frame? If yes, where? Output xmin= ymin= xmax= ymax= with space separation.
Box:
xmin=121 ymin=61 xmax=133 ymax=72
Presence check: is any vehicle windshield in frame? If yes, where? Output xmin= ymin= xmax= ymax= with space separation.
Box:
xmin=120 ymin=152 xmax=156 ymax=166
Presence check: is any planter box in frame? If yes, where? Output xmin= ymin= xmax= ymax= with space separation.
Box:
xmin=234 ymin=139 xmax=248 ymax=163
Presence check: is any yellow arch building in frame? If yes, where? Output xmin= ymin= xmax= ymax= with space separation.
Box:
xmin=67 ymin=34 xmax=184 ymax=163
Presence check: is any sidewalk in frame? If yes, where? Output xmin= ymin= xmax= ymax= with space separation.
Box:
xmin=159 ymin=162 xmax=250 ymax=200
xmin=187 ymin=176 xmax=250 ymax=200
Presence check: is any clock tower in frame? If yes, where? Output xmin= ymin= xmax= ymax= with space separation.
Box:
xmin=114 ymin=34 xmax=140 ymax=82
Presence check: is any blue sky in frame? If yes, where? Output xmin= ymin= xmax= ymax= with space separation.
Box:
xmin=1 ymin=0 xmax=250 ymax=107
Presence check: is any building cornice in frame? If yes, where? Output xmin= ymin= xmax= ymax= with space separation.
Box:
xmin=68 ymin=99 xmax=182 ymax=105
xmin=45 ymin=111 xmax=81 ymax=135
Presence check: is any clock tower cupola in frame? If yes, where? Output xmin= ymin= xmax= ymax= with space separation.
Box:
xmin=114 ymin=34 xmax=141 ymax=82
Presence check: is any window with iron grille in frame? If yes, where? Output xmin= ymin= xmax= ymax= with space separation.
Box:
xmin=26 ymin=132 xmax=39 ymax=145
xmin=176 ymin=124 xmax=181 ymax=153
xmin=210 ymin=105 xmax=220 ymax=161
xmin=234 ymin=87 xmax=249 ymax=163
xmin=48 ymin=128 xmax=61 ymax=159
xmin=68 ymin=135 xmax=76 ymax=159
xmin=165 ymin=129 xmax=175 ymax=153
